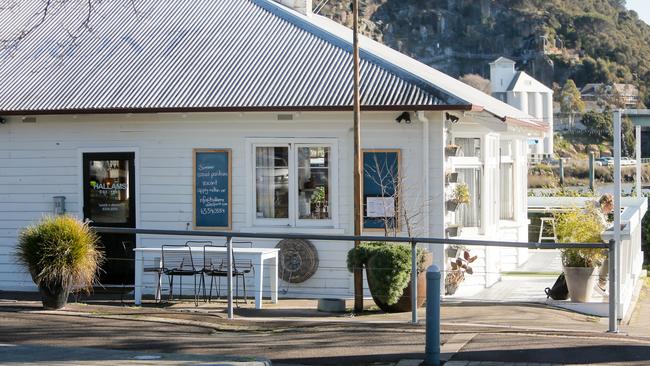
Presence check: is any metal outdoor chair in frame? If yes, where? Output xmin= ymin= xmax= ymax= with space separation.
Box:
xmin=201 ymin=241 xmax=255 ymax=306
xmin=143 ymin=254 xmax=163 ymax=303
xmin=161 ymin=244 xmax=202 ymax=306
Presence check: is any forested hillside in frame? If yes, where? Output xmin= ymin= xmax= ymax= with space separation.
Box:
xmin=318 ymin=0 xmax=650 ymax=106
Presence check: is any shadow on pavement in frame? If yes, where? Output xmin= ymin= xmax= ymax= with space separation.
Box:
xmin=453 ymin=344 xmax=650 ymax=364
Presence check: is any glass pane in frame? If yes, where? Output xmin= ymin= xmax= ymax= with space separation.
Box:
xmin=456 ymin=168 xmax=481 ymax=227
xmin=500 ymin=163 xmax=514 ymax=220
xmin=255 ymin=147 xmax=289 ymax=219
xmin=298 ymin=146 xmax=330 ymax=220
xmin=87 ymin=159 xmax=131 ymax=224
xmin=455 ymin=138 xmax=481 ymax=157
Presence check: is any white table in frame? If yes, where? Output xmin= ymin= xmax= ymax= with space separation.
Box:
xmin=134 ymin=246 xmax=279 ymax=309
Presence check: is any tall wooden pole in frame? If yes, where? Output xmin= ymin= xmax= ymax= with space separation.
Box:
xmin=352 ymin=0 xmax=364 ymax=313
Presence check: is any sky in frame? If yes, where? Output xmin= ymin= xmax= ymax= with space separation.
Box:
xmin=626 ymin=0 xmax=650 ymax=24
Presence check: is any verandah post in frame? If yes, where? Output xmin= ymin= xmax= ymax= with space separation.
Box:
xmin=411 ymin=240 xmax=418 ymax=324
xmin=226 ymin=236 xmax=234 ymax=320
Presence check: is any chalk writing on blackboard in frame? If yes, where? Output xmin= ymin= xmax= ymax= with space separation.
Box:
xmin=193 ymin=149 xmax=231 ymax=230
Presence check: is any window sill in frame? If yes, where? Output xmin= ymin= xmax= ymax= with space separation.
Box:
xmin=238 ymin=226 xmax=345 ymax=235
xmin=498 ymin=220 xmax=523 ymax=228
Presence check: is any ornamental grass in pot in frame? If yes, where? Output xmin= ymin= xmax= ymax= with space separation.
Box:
xmin=554 ymin=208 xmax=606 ymax=302
xmin=347 ymin=242 xmax=430 ymax=313
xmin=16 ymin=216 xmax=104 ymax=309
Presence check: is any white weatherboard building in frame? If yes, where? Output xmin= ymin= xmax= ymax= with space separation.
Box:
xmin=490 ymin=57 xmax=554 ymax=159
xmin=0 ymin=0 xmax=545 ymax=298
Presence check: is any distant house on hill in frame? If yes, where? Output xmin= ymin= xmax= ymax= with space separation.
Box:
xmin=489 ymin=57 xmax=554 ymax=159
xmin=580 ymin=83 xmax=640 ymax=108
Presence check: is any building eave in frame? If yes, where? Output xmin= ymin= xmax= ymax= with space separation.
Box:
xmin=0 ymin=104 xmax=476 ymax=116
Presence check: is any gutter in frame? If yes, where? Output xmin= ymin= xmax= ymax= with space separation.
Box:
xmin=0 ymin=104 xmax=475 ymax=116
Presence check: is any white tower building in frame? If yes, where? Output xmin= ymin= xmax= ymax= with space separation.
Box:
xmin=489 ymin=57 xmax=554 ymax=158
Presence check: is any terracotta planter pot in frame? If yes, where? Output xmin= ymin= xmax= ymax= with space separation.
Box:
xmin=564 ymin=267 xmax=596 ymax=302
xmin=366 ymin=253 xmax=432 ymax=313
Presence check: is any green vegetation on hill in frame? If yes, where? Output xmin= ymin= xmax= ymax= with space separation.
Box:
xmin=318 ymin=0 xmax=650 ymax=106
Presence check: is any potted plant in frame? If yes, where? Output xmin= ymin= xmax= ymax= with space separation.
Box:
xmin=444 ymin=250 xmax=477 ymax=295
xmin=445 ymin=144 xmax=461 ymax=158
xmin=445 ymin=226 xmax=462 ymax=239
xmin=445 ymin=243 xmax=465 ymax=257
xmin=311 ymin=186 xmax=327 ymax=218
xmin=347 ymin=242 xmax=431 ymax=313
xmin=446 ymin=183 xmax=470 ymax=211
xmin=16 ymin=216 xmax=104 ymax=309
xmin=554 ymin=208 xmax=606 ymax=302
xmin=445 ymin=172 xmax=459 ymax=185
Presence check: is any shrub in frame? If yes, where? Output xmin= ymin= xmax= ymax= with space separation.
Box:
xmin=17 ymin=216 xmax=103 ymax=293
xmin=528 ymin=174 xmax=558 ymax=188
xmin=347 ymin=242 xmax=427 ymax=305
xmin=554 ymin=208 xmax=606 ymax=268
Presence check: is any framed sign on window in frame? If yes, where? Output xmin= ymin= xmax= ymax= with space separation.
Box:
xmin=362 ymin=149 xmax=400 ymax=230
xmin=193 ymin=149 xmax=232 ymax=230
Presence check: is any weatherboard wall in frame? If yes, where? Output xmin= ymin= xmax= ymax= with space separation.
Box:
xmin=0 ymin=110 xmax=529 ymax=297
xmin=0 ymin=111 xmax=440 ymax=297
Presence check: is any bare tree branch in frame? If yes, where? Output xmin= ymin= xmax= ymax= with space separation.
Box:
xmin=0 ymin=0 xmax=145 ymax=52
xmin=0 ymin=0 xmax=53 ymax=50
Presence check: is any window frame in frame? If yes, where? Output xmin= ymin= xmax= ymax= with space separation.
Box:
xmin=247 ymin=138 xmax=338 ymax=228
xmin=449 ymin=135 xmax=484 ymax=231
xmin=499 ymin=140 xmax=516 ymax=222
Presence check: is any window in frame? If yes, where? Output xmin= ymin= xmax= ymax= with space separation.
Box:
xmin=456 ymin=167 xmax=481 ymax=227
xmin=255 ymin=147 xmax=289 ymax=219
xmin=254 ymin=143 xmax=332 ymax=226
xmin=499 ymin=140 xmax=515 ymax=220
xmin=500 ymin=162 xmax=514 ymax=220
xmin=362 ymin=150 xmax=400 ymax=230
xmin=297 ymin=147 xmax=330 ymax=220
xmin=455 ymin=137 xmax=481 ymax=157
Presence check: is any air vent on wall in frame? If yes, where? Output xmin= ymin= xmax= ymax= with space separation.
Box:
xmin=277 ymin=114 xmax=294 ymax=121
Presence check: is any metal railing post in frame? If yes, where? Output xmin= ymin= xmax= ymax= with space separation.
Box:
xmin=411 ymin=240 xmax=418 ymax=324
xmin=608 ymin=239 xmax=618 ymax=333
xmin=226 ymin=236 xmax=234 ymax=320
xmin=424 ymin=265 xmax=441 ymax=366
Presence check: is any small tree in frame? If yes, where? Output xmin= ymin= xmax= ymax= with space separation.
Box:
xmin=581 ymin=110 xmax=613 ymax=141
xmin=560 ymin=79 xmax=585 ymax=127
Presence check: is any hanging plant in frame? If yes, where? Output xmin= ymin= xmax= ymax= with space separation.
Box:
xmin=444 ymin=250 xmax=478 ymax=296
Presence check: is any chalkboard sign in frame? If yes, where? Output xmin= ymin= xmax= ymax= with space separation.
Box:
xmin=193 ymin=149 xmax=232 ymax=230
xmin=363 ymin=150 xmax=400 ymax=230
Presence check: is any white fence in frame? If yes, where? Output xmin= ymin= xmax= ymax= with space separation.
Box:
xmin=602 ymin=197 xmax=648 ymax=319
xmin=528 ymin=196 xmax=648 ymax=320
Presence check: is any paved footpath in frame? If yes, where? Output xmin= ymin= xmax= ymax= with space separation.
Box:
xmin=0 ymin=282 xmax=649 ymax=366
xmin=0 ymin=343 xmax=270 ymax=366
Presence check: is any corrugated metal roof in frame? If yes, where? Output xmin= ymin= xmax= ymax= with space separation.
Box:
xmin=0 ymin=0 xmax=452 ymax=113
xmin=0 ymin=0 xmax=544 ymax=130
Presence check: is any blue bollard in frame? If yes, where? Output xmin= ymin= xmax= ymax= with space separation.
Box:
xmin=424 ymin=265 xmax=441 ymax=366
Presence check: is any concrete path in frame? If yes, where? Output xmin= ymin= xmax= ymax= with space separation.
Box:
xmin=0 ymin=281 xmax=649 ymax=366
xmin=0 ymin=343 xmax=270 ymax=365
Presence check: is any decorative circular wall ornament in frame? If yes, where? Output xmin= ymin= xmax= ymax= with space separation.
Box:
xmin=275 ymin=239 xmax=319 ymax=283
